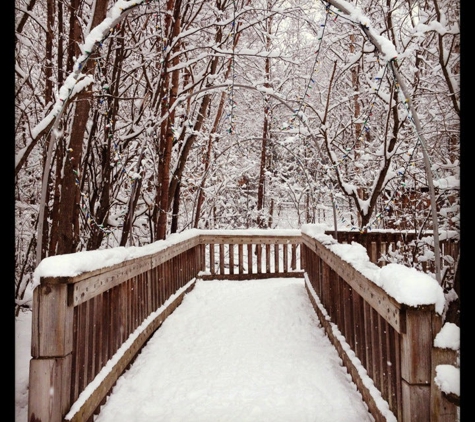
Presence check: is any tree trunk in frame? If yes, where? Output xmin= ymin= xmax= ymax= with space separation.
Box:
xmin=48 ymin=0 xmax=109 ymax=255
xmin=45 ymin=0 xmax=54 ymax=105
xmin=120 ymin=142 xmax=146 ymax=246
xmin=67 ymin=0 xmax=82 ymax=74
xmin=257 ymin=7 xmax=272 ymax=228
xmin=154 ymin=0 xmax=182 ymax=240
xmin=170 ymin=181 xmax=180 ymax=234
xmin=256 ymin=113 xmax=269 ymax=228
xmin=51 ymin=95 xmax=91 ymax=255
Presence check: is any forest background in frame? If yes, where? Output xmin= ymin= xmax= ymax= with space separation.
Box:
xmin=14 ymin=0 xmax=460 ymax=322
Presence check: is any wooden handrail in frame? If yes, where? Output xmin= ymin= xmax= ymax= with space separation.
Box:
xmin=28 ymin=228 xmax=457 ymax=422
xmin=326 ymin=229 xmax=459 ymax=275
xmin=28 ymin=230 xmax=302 ymax=422
xmin=302 ymin=229 xmax=457 ymax=422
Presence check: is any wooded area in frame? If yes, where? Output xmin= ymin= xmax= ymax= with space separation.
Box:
xmin=15 ymin=0 xmax=460 ymax=314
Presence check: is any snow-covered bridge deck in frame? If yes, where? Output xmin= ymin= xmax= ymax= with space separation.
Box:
xmin=28 ymin=228 xmax=456 ymax=422
xmin=93 ymin=277 xmax=374 ymax=422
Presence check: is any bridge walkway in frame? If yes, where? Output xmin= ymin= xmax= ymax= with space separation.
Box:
xmin=93 ymin=277 xmax=374 ymax=422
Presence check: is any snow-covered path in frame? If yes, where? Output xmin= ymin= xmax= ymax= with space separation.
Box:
xmin=93 ymin=277 xmax=374 ymax=422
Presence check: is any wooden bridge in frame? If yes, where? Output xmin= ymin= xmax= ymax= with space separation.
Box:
xmin=28 ymin=228 xmax=459 ymax=422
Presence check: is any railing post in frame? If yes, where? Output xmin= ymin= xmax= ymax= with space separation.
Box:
xmin=400 ymin=306 xmax=435 ymax=421
xmin=198 ymin=243 xmax=205 ymax=272
xmin=29 ymin=281 xmax=74 ymax=422
xmin=430 ymin=346 xmax=459 ymax=422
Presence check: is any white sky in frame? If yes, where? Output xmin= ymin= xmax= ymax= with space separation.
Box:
xmin=16 ymin=225 xmax=460 ymax=421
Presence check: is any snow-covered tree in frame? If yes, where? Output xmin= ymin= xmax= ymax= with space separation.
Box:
xmin=15 ymin=0 xmax=459 ymax=313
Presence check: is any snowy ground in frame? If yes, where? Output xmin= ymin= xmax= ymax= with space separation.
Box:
xmin=92 ymin=277 xmax=374 ymax=422
xmin=15 ymin=308 xmax=32 ymax=422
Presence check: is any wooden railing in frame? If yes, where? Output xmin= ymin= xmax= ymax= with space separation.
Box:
xmin=28 ymin=228 xmax=458 ymax=422
xmin=28 ymin=229 xmax=302 ymax=422
xmin=302 ymin=229 xmax=459 ymax=422
xmin=198 ymin=229 xmax=302 ymax=279
xmin=327 ymin=229 xmax=459 ymax=275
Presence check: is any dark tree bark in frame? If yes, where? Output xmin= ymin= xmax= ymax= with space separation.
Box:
xmin=48 ymin=0 xmax=109 ymax=254
xmin=53 ymin=93 xmax=91 ymax=254
xmin=257 ymin=6 xmax=272 ymax=228
xmin=45 ymin=0 xmax=54 ymax=105
xmin=170 ymin=181 xmax=181 ymax=234
xmin=154 ymin=0 xmax=182 ymax=240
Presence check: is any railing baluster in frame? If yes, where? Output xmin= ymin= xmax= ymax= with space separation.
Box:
xmin=373 ymin=312 xmax=382 ymax=394
xmin=229 ymin=244 xmax=235 ymax=275
xmin=363 ymin=301 xmax=373 ymax=380
xmin=380 ymin=318 xmax=390 ymax=410
xmin=86 ymin=299 xmax=95 ymax=385
xmin=342 ymin=283 xmax=353 ymax=350
xmin=209 ymin=244 xmax=215 ymax=275
xmin=219 ymin=243 xmax=225 ymax=274
xmin=274 ymin=243 xmax=279 ymax=273
xmin=247 ymin=244 xmax=253 ymax=275
xmin=291 ymin=244 xmax=297 ymax=270
xmin=238 ymin=243 xmax=244 ymax=274
xmin=256 ymin=244 xmax=262 ymax=274
xmin=94 ymin=294 xmax=104 ymax=378
xmin=265 ymin=244 xmax=271 ymax=273
xmin=353 ymin=292 xmax=365 ymax=362
xmin=393 ymin=332 xmax=402 ymax=421
xmin=283 ymin=243 xmax=288 ymax=272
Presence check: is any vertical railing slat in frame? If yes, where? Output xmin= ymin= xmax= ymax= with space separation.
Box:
xmin=256 ymin=244 xmax=262 ymax=274
xmin=247 ymin=244 xmax=253 ymax=275
xmin=229 ymin=244 xmax=234 ymax=275
xmin=284 ymin=244 xmax=289 ymax=272
xmin=238 ymin=244 xmax=244 ymax=274
xmin=209 ymin=244 xmax=215 ymax=275
xmin=291 ymin=244 xmax=297 ymax=270
xmin=266 ymin=244 xmax=271 ymax=273
xmin=219 ymin=243 xmax=225 ymax=274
